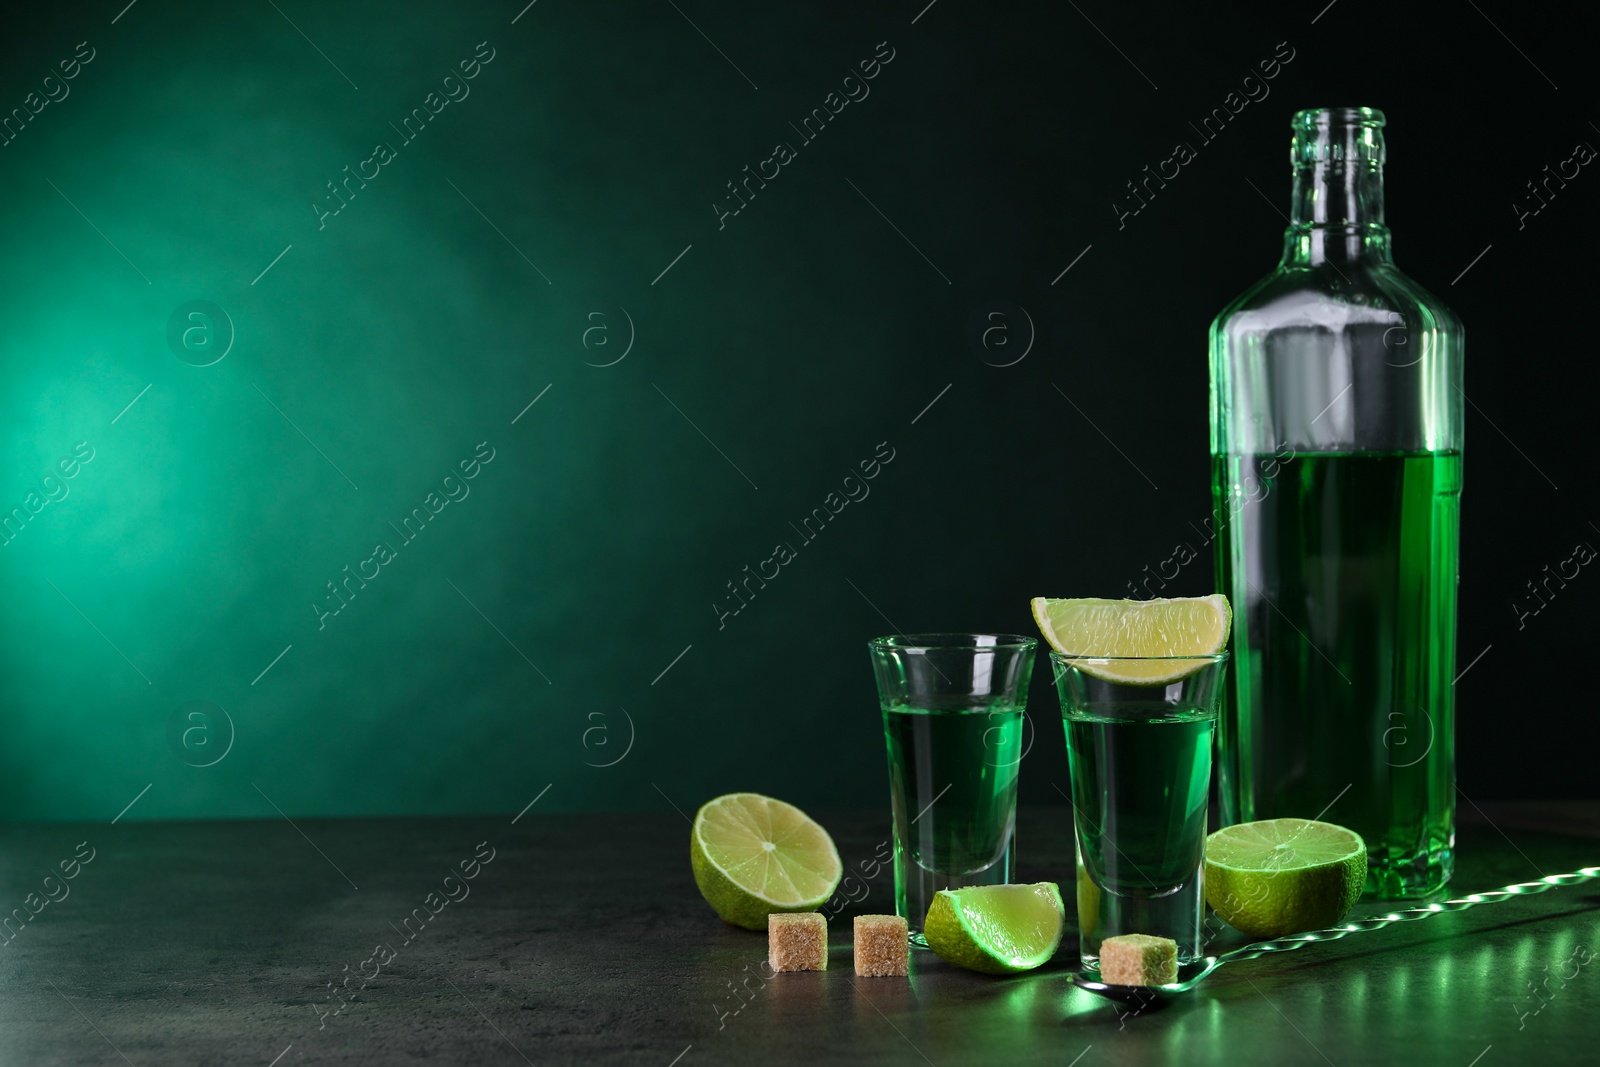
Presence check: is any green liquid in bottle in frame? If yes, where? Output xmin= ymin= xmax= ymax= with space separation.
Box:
xmin=1214 ymin=450 xmax=1461 ymax=897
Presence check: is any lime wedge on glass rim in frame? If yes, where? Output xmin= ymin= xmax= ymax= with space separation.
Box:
xmin=1205 ymin=818 xmax=1367 ymax=939
xmin=690 ymin=793 xmax=843 ymax=930
xmin=923 ymin=882 xmax=1065 ymax=974
xmin=1029 ymin=595 xmax=1232 ymax=684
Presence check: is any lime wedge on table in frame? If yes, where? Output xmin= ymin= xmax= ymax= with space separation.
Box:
xmin=690 ymin=793 xmax=842 ymax=930
xmin=923 ymin=882 xmax=1065 ymax=974
xmin=1205 ymin=819 xmax=1367 ymax=939
xmin=1030 ymin=595 xmax=1231 ymax=684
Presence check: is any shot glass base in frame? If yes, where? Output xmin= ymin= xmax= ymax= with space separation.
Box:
xmin=1077 ymin=875 xmax=1205 ymax=968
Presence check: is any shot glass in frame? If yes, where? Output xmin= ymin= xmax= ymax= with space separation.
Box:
xmin=1050 ymin=653 xmax=1229 ymax=967
xmin=869 ymin=634 xmax=1037 ymax=945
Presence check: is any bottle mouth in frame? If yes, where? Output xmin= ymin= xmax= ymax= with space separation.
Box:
xmin=1293 ymin=106 xmax=1385 ymax=128
xmin=1291 ymin=106 xmax=1386 ymax=168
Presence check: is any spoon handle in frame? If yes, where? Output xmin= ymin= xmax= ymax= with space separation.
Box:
xmin=1214 ymin=865 xmax=1600 ymax=967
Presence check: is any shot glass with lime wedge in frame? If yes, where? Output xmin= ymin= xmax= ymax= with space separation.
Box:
xmin=1033 ymin=595 xmax=1231 ymax=970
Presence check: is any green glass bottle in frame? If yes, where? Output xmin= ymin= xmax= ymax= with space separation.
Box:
xmin=1209 ymin=108 xmax=1464 ymax=899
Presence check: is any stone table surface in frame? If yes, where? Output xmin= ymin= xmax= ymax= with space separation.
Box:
xmin=2 ymin=802 xmax=1598 ymax=1065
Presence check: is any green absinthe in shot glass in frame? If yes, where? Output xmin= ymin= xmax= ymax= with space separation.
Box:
xmin=1068 ymin=711 xmax=1213 ymax=892
xmin=883 ymin=705 xmax=1022 ymax=881
xmin=870 ymin=634 xmax=1036 ymax=944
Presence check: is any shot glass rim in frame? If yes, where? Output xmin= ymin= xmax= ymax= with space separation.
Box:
xmin=1047 ymin=651 xmax=1230 ymax=663
xmin=868 ymin=632 xmax=1037 ymax=653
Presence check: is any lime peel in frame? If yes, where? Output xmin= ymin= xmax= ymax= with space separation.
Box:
xmin=923 ymin=882 xmax=1064 ymax=974
xmin=691 ymin=793 xmax=842 ymax=931
xmin=1205 ymin=819 xmax=1367 ymax=939
xmin=1030 ymin=595 xmax=1232 ymax=685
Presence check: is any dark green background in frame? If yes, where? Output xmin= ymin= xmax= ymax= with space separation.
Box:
xmin=1 ymin=1 xmax=1593 ymax=821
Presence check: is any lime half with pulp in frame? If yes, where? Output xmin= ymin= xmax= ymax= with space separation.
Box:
xmin=1030 ymin=595 xmax=1231 ymax=684
xmin=690 ymin=793 xmax=842 ymax=930
xmin=923 ymin=882 xmax=1065 ymax=974
xmin=1205 ymin=819 xmax=1367 ymax=939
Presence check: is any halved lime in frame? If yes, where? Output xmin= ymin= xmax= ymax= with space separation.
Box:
xmin=923 ymin=882 xmax=1065 ymax=974
xmin=1030 ymin=595 xmax=1231 ymax=684
xmin=690 ymin=793 xmax=842 ymax=930
xmin=1205 ymin=819 xmax=1367 ymax=939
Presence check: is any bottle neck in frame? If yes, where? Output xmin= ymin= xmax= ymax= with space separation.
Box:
xmin=1282 ymin=162 xmax=1392 ymax=266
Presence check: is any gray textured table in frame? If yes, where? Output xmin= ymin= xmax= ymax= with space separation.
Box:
xmin=2 ymin=803 xmax=1597 ymax=1064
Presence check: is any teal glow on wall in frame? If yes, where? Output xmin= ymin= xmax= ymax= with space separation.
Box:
xmin=1 ymin=1 xmax=1583 ymax=821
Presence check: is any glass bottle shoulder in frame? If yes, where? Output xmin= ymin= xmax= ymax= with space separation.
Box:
xmin=1207 ymin=259 xmax=1465 ymax=455
xmin=1211 ymin=261 xmax=1463 ymax=345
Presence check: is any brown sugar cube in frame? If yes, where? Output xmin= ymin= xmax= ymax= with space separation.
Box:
xmin=853 ymin=914 xmax=909 ymax=977
xmin=1098 ymin=934 xmax=1179 ymax=986
xmin=768 ymin=912 xmax=828 ymax=972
